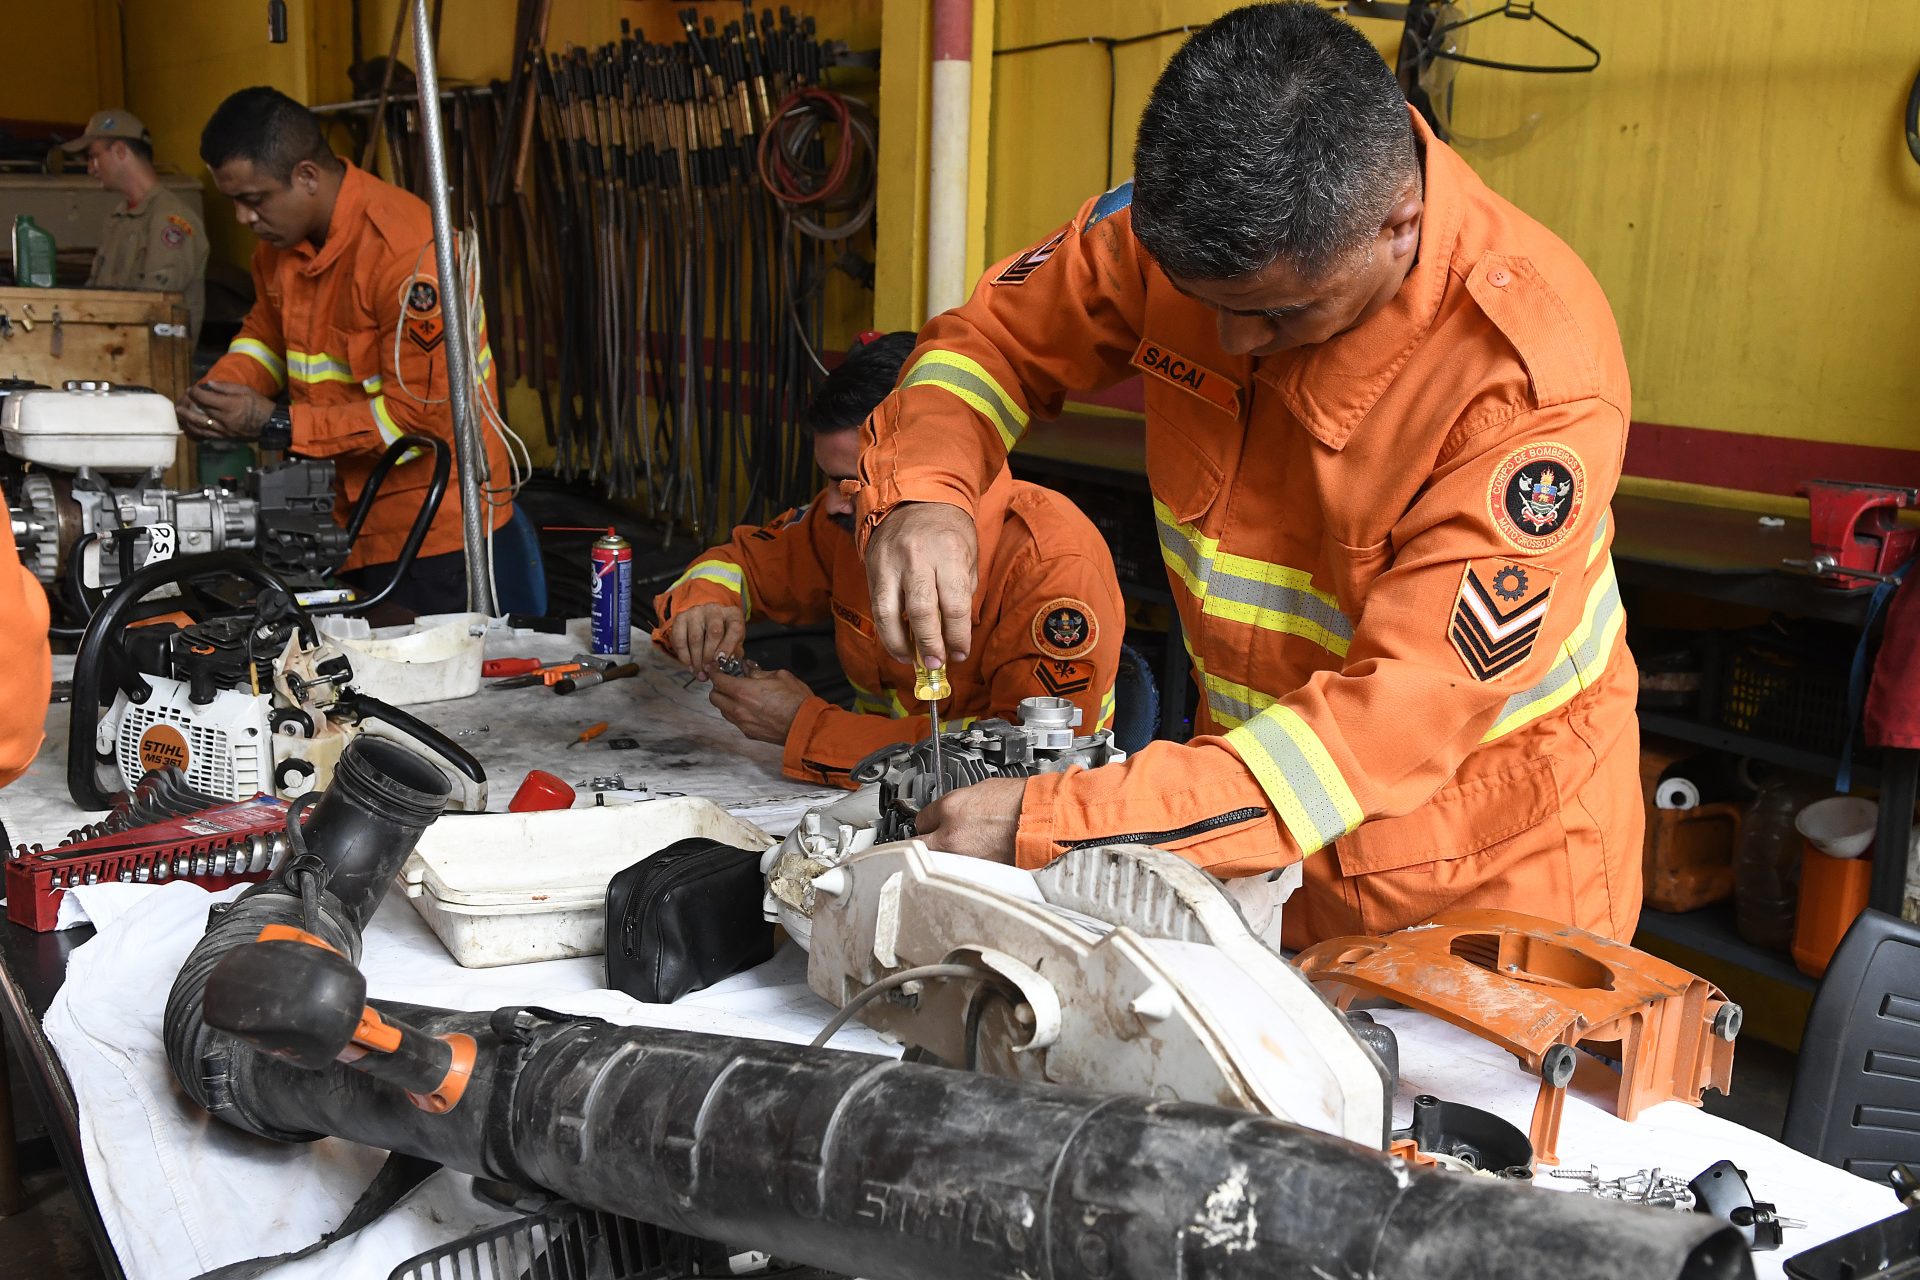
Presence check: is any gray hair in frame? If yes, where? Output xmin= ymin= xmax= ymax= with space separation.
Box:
xmin=1131 ymin=3 xmax=1416 ymax=281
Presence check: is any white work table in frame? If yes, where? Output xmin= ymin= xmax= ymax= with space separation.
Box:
xmin=0 ymin=625 xmax=1897 ymax=1279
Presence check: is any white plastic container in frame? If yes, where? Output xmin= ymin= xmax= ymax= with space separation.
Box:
xmin=0 ymin=383 xmax=180 ymax=472
xmin=316 ymin=612 xmax=487 ymax=705
xmin=400 ymin=799 xmax=773 ymax=967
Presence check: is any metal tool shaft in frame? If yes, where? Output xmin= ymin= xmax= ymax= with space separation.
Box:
xmin=411 ymin=0 xmax=495 ymax=614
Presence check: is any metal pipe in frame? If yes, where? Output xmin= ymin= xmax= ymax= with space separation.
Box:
xmin=410 ymin=0 xmax=495 ymax=614
xmin=925 ymin=0 xmax=973 ymax=318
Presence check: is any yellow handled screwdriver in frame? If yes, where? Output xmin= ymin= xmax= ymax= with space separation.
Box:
xmin=913 ymin=659 xmax=951 ymax=800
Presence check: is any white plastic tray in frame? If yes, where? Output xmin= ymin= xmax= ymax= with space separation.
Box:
xmin=399 ymin=798 xmax=773 ymax=967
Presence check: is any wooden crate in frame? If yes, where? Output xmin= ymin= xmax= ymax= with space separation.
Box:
xmin=0 ymin=285 xmax=191 ymax=404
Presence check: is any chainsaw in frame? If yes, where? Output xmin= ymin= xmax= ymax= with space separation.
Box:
xmin=67 ymin=551 xmax=485 ymax=813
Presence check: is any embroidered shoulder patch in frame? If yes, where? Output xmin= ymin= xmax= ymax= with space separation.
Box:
xmin=1033 ymin=597 xmax=1098 ymax=660
xmin=1083 ymin=180 xmax=1133 ymax=231
xmin=1033 ymin=658 xmax=1092 ymax=698
xmin=1130 ymin=338 xmax=1240 ymax=417
xmin=993 ymin=229 xmax=1067 ymax=286
xmin=406 ymin=280 xmax=440 ymax=316
xmin=1488 ymin=442 xmax=1586 ymax=552
xmin=1450 ymin=558 xmax=1558 ymax=681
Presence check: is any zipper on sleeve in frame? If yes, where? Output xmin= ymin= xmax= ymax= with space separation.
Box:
xmin=1060 ymin=806 xmax=1265 ymax=852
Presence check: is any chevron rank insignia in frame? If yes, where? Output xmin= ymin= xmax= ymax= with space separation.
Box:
xmin=1033 ymin=659 xmax=1093 ymax=698
xmin=1450 ymin=558 xmax=1557 ymax=681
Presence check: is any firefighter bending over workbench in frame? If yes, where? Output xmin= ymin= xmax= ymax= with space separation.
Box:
xmin=176 ymin=87 xmax=513 ymax=614
xmin=653 ymin=333 xmax=1125 ymax=788
xmin=857 ymin=4 xmax=1644 ymax=947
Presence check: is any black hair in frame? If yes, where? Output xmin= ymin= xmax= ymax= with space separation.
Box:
xmin=199 ymin=86 xmax=338 ymax=183
xmin=802 ymin=331 xmax=918 ymax=435
xmin=116 ymin=136 xmax=154 ymax=165
xmin=1131 ymin=2 xmax=1416 ymax=281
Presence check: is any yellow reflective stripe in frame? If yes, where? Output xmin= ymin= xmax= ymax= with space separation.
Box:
xmin=1482 ymin=558 xmax=1625 ymax=742
xmin=668 ymin=558 xmax=750 ymax=617
xmin=849 ymin=681 xmax=893 ymax=717
xmin=899 ymin=350 xmax=1029 ymax=452
xmin=287 ymin=349 xmax=357 ymax=384
xmin=1097 ymin=686 xmax=1116 ymax=732
xmin=1155 ymin=499 xmax=1353 ymax=657
xmin=362 ymin=375 xmax=384 ymax=394
xmin=370 ymin=395 xmax=405 ymax=445
xmin=1190 ymin=656 xmax=1276 ymax=731
xmin=229 ymin=338 xmax=286 ymax=387
xmin=1587 ymin=508 xmax=1609 ymax=567
xmin=1225 ymin=705 xmax=1363 ymax=855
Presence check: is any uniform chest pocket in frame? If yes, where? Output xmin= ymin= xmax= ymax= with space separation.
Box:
xmin=1143 ymin=384 xmax=1233 ymax=526
xmin=1321 ymin=531 xmax=1393 ymax=620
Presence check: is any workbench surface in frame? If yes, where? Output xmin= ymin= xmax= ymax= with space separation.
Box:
xmin=0 ymin=623 xmax=1898 ymax=1280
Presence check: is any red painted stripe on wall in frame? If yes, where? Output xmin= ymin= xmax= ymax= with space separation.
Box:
xmin=1061 ymin=381 xmax=1920 ymax=496
xmin=1622 ymin=422 xmax=1920 ymax=497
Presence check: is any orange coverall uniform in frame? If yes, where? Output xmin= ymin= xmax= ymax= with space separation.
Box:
xmin=0 ymin=482 xmax=52 ymax=787
xmin=856 ymin=111 xmax=1642 ymax=947
xmin=207 ymin=162 xmax=510 ymax=569
xmin=656 ymin=469 xmax=1125 ymax=787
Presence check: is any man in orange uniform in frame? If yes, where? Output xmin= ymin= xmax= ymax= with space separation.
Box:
xmin=0 ymin=482 xmax=52 ymax=787
xmin=654 ymin=332 xmax=1124 ymax=788
xmin=857 ymin=4 xmax=1642 ymax=946
xmin=176 ymin=87 xmax=511 ymax=613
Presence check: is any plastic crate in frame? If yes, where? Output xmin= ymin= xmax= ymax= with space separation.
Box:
xmin=387 ymin=1206 xmax=704 ymax=1280
xmin=1714 ymin=623 xmax=1857 ymax=758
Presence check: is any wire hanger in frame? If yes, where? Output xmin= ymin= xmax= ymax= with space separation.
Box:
xmin=1424 ymin=2 xmax=1601 ymax=75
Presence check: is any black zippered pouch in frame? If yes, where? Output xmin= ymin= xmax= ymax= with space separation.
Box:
xmin=604 ymin=837 xmax=775 ymax=1004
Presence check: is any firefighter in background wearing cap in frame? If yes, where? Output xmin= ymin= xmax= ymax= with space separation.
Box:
xmin=64 ymin=110 xmax=209 ymax=345
xmin=652 ymin=332 xmax=1126 ymax=788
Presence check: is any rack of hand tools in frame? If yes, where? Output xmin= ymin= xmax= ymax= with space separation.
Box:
xmin=352 ymin=3 xmax=875 ymax=546
xmin=5 ymin=771 xmax=292 ymax=930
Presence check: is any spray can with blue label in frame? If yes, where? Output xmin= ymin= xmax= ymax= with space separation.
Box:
xmin=589 ymin=528 xmax=632 ymax=656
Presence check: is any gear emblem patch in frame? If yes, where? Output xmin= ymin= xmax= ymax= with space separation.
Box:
xmin=1450 ymin=558 xmax=1557 ymax=681
xmin=1491 ymin=565 xmax=1529 ymax=602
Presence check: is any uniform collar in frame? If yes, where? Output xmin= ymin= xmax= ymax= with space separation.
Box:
xmin=1254 ymin=109 xmax=1468 ymax=452
xmin=296 ymin=161 xmax=369 ymax=277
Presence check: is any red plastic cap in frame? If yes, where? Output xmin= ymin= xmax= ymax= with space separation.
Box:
xmin=508 ymin=769 xmax=576 ymax=813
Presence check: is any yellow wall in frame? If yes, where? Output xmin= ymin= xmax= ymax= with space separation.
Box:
xmin=961 ymin=1 xmax=1920 ymax=456
xmin=1 ymin=1 xmax=122 ymax=127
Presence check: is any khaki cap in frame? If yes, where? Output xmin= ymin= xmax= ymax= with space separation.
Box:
xmin=60 ymin=109 xmax=150 ymax=154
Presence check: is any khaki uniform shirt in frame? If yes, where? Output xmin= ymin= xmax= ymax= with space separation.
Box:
xmin=88 ymin=185 xmax=208 ymax=343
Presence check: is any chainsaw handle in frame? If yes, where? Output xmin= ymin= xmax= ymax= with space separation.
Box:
xmin=67 ymin=552 xmax=303 ymax=811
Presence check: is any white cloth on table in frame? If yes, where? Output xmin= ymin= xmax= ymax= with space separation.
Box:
xmin=43 ymin=873 xmax=1899 ymax=1280
xmin=43 ymin=880 xmax=893 ymax=1280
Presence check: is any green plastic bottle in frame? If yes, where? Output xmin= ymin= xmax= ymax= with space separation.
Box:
xmin=11 ymin=215 xmax=55 ymax=288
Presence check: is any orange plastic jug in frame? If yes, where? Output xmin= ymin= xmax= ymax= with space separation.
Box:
xmin=1790 ymin=841 xmax=1871 ymax=979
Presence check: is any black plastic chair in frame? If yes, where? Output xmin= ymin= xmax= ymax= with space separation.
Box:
xmin=1783 ymin=908 xmax=1920 ymax=1183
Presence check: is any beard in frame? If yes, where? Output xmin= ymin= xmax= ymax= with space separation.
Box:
xmin=828 ymin=511 xmax=856 ymax=534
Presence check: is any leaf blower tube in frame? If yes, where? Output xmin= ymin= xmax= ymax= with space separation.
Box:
xmin=165 ymin=743 xmax=1753 ymax=1280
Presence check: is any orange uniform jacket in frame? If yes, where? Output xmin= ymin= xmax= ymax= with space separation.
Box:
xmin=0 ymin=483 xmax=52 ymax=787
xmin=208 ymin=162 xmax=510 ymax=569
xmin=856 ymin=111 xmax=1643 ymax=947
xmin=655 ymin=469 xmax=1125 ymax=787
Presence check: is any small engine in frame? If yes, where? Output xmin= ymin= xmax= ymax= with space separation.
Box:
xmin=103 ymin=610 xmax=355 ymax=801
xmin=852 ymin=695 xmax=1123 ymax=842
xmin=764 ymin=696 xmax=1123 ymax=944
xmin=2 ymin=381 xmax=349 ymax=594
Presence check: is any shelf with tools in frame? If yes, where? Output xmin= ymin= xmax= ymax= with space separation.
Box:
xmin=1637 ymin=712 xmax=1879 ymax=790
